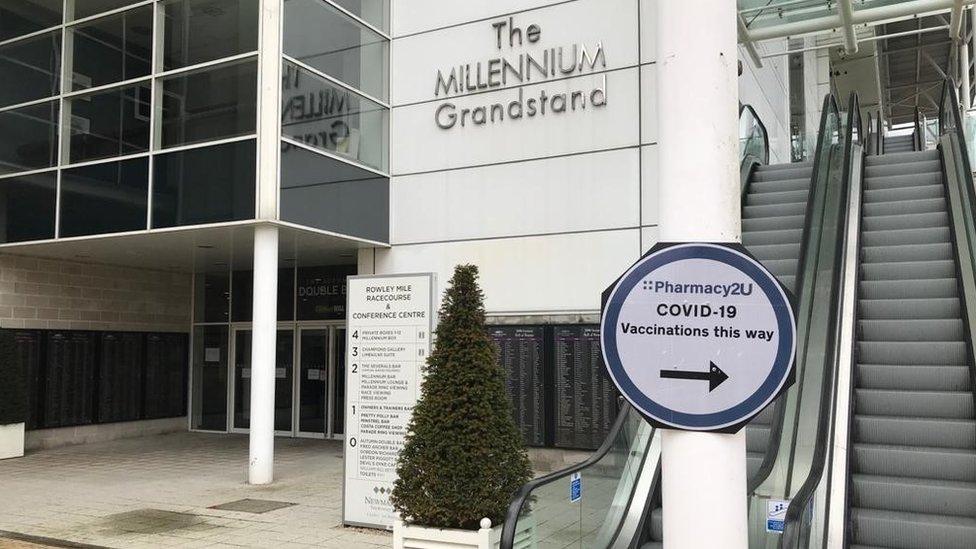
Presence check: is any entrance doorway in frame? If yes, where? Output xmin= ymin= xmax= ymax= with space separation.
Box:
xmin=228 ymin=324 xmax=345 ymax=438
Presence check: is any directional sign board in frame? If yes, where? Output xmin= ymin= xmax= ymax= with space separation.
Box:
xmin=600 ymin=243 xmax=796 ymax=432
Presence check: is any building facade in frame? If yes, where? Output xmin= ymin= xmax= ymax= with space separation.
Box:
xmin=0 ymin=0 xmax=792 ymax=467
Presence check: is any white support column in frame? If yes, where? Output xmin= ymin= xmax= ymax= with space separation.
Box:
xmin=962 ymin=40 xmax=971 ymax=110
xmin=656 ymin=1 xmax=747 ymax=548
xmin=248 ymin=224 xmax=279 ymax=485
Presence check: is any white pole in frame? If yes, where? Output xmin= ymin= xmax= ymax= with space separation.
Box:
xmin=248 ymin=224 xmax=279 ymax=485
xmin=962 ymin=42 xmax=971 ymax=110
xmin=656 ymin=1 xmax=747 ymax=548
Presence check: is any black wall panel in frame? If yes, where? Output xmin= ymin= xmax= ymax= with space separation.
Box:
xmin=144 ymin=333 xmax=188 ymax=419
xmin=98 ymin=332 xmax=145 ymax=423
xmin=488 ymin=326 xmax=548 ymax=447
xmin=45 ymin=331 xmax=97 ymax=428
xmin=12 ymin=330 xmax=42 ymax=429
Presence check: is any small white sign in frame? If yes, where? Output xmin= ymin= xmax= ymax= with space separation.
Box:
xmin=204 ymin=347 xmax=221 ymax=362
xmin=307 ymin=369 xmax=320 ymax=381
xmin=766 ymin=499 xmax=789 ymax=533
xmin=275 ymin=367 xmax=286 ymax=378
xmin=241 ymin=367 xmax=251 ymax=379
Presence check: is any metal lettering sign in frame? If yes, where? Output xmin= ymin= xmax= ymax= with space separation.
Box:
xmin=600 ymin=243 xmax=796 ymax=432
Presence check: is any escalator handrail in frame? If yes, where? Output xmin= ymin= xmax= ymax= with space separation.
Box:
xmin=498 ymin=404 xmax=645 ymax=549
xmin=747 ymin=93 xmax=841 ymax=494
xmin=914 ymin=105 xmax=924 ymax=151
xmin=739 ymin=103 xmax=771 ymax=166
xmin=779 ymin=91 xmax=862 ymax=548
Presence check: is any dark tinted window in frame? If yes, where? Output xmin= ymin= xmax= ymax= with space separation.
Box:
xmin=0 ymin=30 xmax=60 ymax=108
xmin=68 ymin=84 xmax=151 ymax=163
xmin=331 ymin=0 xmax=388 ymax=32
xmin=72 ymin=0 xmax=146 ymax=21
xmin=194 ymin=271 xmax=229 ymax=322
xmin=280 ymin=144 xmax=388 ymax=243
xmin=0 ymin=1 xmax=62 ymax=42
xmin=60 ymin=158 xmax=149 ymax=237
xmin=162 ymin=0 xmax=259 ymax=70
xmin=0 ymin=171 xmax=56 ymax=243
xmin=283 ymin=0 xmax=389 ymax=100
xmin=160 ymin=59 xmax=257 ymax=148
xmin=69 ymin=5 xmax=152 ymax=91
xmin=232 ymin=268 xmax=296 ymax=321
xmin=152 ymin=139 xmax=256 ymax=227
xmin=296 ymin=265 xmax=356 ymax=320
xmin=0 ymin=100 xmax=59 ymax=176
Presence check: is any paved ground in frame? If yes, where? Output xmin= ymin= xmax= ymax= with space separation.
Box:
xmin=0 ymin=433 xmax=389 ymax=548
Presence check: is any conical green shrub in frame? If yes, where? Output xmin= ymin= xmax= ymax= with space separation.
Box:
xmin=391 ymin=264 xmax=531 ymax=529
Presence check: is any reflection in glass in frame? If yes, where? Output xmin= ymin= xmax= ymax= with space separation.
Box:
xmin=231 ymin=268 xmax=296 ymax=321
xmin=194 ymin=271 xmax=230 ymax=322
xmin=71 ymin=0 xmax=146 ymax=21
xmin=152 ymin=139 xmax=256 ymax=227
xmin=60 ymin=158 xmax=148 ymax=237
xmin=331 ymin=0 xmax=389 ymax=33
xmin=233 ymin=330 xmax=293 ymax=431
xmin=160 ymin=59 xmax=257 ymax=148
xmin=69 ymin=5 xmax=152 ymax=91
xmin=68 ymin=84 xmax=151 ymax=163
xmin=0 ymin=171 xmax=56 ymax=243
xmin=0 ymin=1 xmax=62 ymax=42
xmin=283 ymin=0 xmax=389 ymax=101
xmin=0 ymin=30 xmax=61 ymax=108
xmin=281 ymin=61 xmax=388 ymax=172
xmin=191 ymin=325 xmax=228 ymax=431
xmin=281 ymin=144 xmax=389 ymax=242
xmin=299 ymin=329 xmax=328 ymax=434
xmin=161 ymin=0 xmax=259 ymax=70
xmin=0 ymin=100 xmax=59 ymax=176
xmin=295 ymin=265 xmax=356 ymax=321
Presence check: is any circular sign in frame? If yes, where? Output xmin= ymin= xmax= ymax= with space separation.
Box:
xmin=600 ymin=243 xmax=796 ymax=432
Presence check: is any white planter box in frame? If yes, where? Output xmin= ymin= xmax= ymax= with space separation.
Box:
xmin=393 ymin=517 xmax=535 ymax=549
xmin=0 ymin=422 xmax=25 ymax=460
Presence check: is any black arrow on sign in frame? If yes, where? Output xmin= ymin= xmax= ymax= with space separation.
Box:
xmin=660 ymin=361 xmax=729 ymax=392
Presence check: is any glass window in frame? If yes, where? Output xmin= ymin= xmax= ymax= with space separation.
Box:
xmin=0 ymin=30 xmax=61 ymax=108
xmin=191 ymin=325 xmax=228 ymax=431
xmin=194 ymin=270 xmax=230 ymax=322
xmin=160 ymin=59 xmax=257 ymax=148
xmin=152 ymin=139 xmax=256 ymax=228
xmin=161 ymin=0 xmax=259 ymax=71
xmin=71 ymin=0 xmax=145 ymax=21
xmin=280 ymin=144 xmax=388 ymax=242
xmin=296 ymin=265 xmax=356 ymax=320
xmin=281 ymin=61 xmax=388 ymax=172
xmin=68 ymin=5 xmax=152 ymax=91
xmin=231 ymin=268 xmax=296 ymax=321
xmin=283 ymin=0 xmax=389 ymax=101
xmin=67 ymin=84 xmax=151 ymax=163
xmin=0 ymin=1 xmax=63 ymax=42
xmin=331 ymin=0 xmax=388 ymax=33
xmin=60 ymin=158 xmax=148 ymax=237
xmin=0 ymin=171 xmax=56 ymax=243
xmin=0 ymin=100 xmax=59 ymax=176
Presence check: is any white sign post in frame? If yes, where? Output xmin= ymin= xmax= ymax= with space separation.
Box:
xmin=342 ymin=273 xmax=436 ymax=529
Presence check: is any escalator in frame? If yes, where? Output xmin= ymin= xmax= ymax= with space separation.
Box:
xmin=777 ymin=79 xmax=976 ymax=549
xmin=500 ymin=97 xmax=858 ymax=549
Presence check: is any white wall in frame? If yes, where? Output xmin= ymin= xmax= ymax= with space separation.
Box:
xmin=738 ymin=40 xmax=791 ymax=164
xmin=379 ymin=0 xmax=791 ymax=314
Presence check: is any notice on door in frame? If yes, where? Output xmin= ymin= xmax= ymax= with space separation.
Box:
xmin=343 ymin=273 xmax=436 ymax=530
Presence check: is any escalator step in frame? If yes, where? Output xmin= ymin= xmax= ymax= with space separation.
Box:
xmin=863 ymin=183 xmax=944 ymax=204
xmin=856 ymin=364 xmax=972 ymax=392
xmin=863 ymin=197 xmax=946 ymax=217
xmin=851 ymin=508 xmax=976 ymax=549
xmin=856 ymin=341 xmax=967 ymax=365
xmin=857 ymin=318 xmax=963 ymax=341
xmin=742 ymin=214 xmax=805 ymax=232
xmin=746 ymin=188 xmax=810 ymax=206
xmin=860 ymin=242 xmax=952 ymax=263
xmin=742 ymin=228 xmax=803 ymax=246
xmin=858 ymin=278 xmax=958 ymax=300
xmin=863 ymin=172 xmax=942 ymax=190
xmin=851 ymin=474 xmax=976 ymax=517
xmin=761 ymin=258 xmax=799 ymax=277
xmin=858 ymin=297 xmax=960 ymax=319
xmin=853 ymin=443 xmax=976 ymax=482
xmin=862 ymin=211 xmax=948 ymax=232
xmin=855 ymin=388 xmax=974 ymax=419
xmin=866 ymin=150 xmax=939 ymax=165
xmin=855 ymin=416 xmax=976 ymax=449
xmin=861 ymin=226 xmax=950 ymax=246
xmin=746 ymin=424 xmax=770 ymax=453
xmin=860 ymin=260 xmax=955 ymax=280
xmin=748 ymin=178 xmax=810 ymax=194
xmin=864 ymin=160 xmax=942 ymax=178
xmin=746 ymin=242 xmax=801 ymax=261
xmin=743 ymin=201 xmax=807 ymax=219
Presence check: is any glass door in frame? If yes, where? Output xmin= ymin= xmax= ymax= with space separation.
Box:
xmin=297 ymin=328 xmax=329 ymax=437
xmin=230 ymin=327 xmax=294 ymax=433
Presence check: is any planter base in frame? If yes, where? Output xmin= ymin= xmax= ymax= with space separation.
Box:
xmin=0 ymin=422 xmax=25 ymax=460
xmin=393 ymin=518 xmax=534 ymax=549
